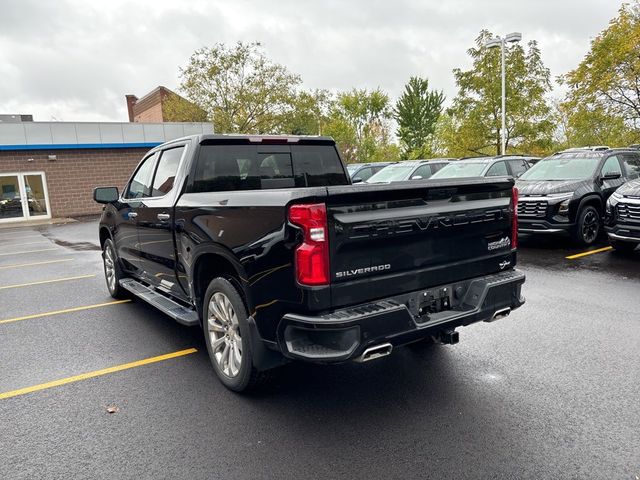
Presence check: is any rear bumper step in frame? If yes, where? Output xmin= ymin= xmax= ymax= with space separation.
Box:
xmin=119 ymin=278 xmax=199 ymax=326
xmin=277 ymin=269 xmax=525 ymax=363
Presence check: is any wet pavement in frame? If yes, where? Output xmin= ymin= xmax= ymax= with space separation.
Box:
xmin=0 ymin=218 xmax=638 ymax=479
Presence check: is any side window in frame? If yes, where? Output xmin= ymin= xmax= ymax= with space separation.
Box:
xmin=601 ymin=155 xmax=622 ymax=176
xmin=411 ymin=165 xmax=432 ymax=179
xmin=126 ymin=152 xmax=158 ymax=199
xmin=486 ymin=161 xmax=508 ymax=177
xmin=355 ymin=167 xmax=373 ymax=181
xmin=151 ymin=146 xmax=185 ymax=197
xmin=192 ymin=146 xmax=249 ymax=192
xmin=622 ymin=153 xmax=640 ymax=178
xmin=431 ymin=163 xmax=446 ymax=174
xmin=509 ymin=160 xmax=528 ymax=177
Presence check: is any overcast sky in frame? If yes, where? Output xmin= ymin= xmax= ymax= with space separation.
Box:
xmin=0 ymin=0 xmax=623 ymax=122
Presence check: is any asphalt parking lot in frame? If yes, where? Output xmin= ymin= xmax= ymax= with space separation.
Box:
xmin=0 ymin=219 xmax=638 ymax=479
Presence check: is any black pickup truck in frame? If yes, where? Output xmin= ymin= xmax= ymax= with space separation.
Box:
xmin=94 ymin=135 xmax=525 ymax=391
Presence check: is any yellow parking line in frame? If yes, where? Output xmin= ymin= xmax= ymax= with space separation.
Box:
xmin=566 ymin=246 xmax=613 ymax=260
xmin=0 ymin=274 xmax=95 ymax=290
xmin=0 ymin=299 xmax=131 ymax=325
xmin=0 ymin=348 xmax=198 ymax=400
xmin=0 ymin=248 xmax=57 ymax=256
xmin=0 ymin=258 xmax=74 ymax=270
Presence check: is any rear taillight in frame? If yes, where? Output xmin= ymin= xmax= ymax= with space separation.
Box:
xmin=288 ymin=203 xmax=330 ymax=286
xmin=511 ymin=186 xmax=518 ymax=249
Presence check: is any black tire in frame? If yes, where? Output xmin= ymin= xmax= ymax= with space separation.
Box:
xmin=102 ymin=239 xmax=128 ymax=299
xmin=611 ymin=239 xmax=639 ymax=253
xmin=572 ymin=206 xmax=601 ymax=246
xmin=202 ymin=277 xmax=273 ymax=392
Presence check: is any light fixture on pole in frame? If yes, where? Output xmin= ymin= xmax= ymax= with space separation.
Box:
xmin=485 ymin=32 xmax=522 ymax=155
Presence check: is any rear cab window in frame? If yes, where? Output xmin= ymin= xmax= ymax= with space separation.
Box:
xmin=190 ymin=143 xmax=348 ymax=192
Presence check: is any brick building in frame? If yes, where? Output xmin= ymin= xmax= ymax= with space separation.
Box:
xmin=125 ymin=86 xmax=205 ymax=123
xmin=0 ymin=121 xmax=212 ymax=223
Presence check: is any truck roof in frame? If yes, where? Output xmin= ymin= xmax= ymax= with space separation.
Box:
xmin=164 ymin=134 xmax=337 ymax=145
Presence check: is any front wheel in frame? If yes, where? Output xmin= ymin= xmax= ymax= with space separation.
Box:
xmin=611 ymin=239 xmax=639 ymax=253
xmin=572 ymin=206 xmax=600 ymax=246
xmin=102 ymin=239 xmax=127 ymax=299
xmin=203 ymin=278 xmax=273 ymax=392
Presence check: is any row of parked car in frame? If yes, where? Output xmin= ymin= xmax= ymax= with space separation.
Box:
xmin=348 ymin=147 xmax=640 ymax=250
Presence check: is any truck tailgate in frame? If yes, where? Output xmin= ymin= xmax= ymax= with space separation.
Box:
xmin=326 ymin=178 xmax=516 ymax=308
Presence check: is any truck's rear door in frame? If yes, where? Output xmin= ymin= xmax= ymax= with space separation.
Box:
xmin=326 ymin=178 xmax=517 ymax=308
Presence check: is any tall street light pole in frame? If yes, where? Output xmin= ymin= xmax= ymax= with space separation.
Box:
xmin=485 ymin=32 xmax=522 ymax=155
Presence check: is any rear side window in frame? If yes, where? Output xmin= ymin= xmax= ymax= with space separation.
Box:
xmin=622 ymin=153 xmax=640 ymax=177
xmin=352 ymin=167 xmax=373 ymax=182
xmin=411 ymin=164 xmax=432 ymax=179
xmin=431 ymin=163 xmax=446 ymax=174
xmin=126 ymin=152 xmax=158 ymax=198
xmin=601 ymin=155 xmax=622 ymax=176
xmin=151 ymin=146 xmax=184 ymax=197
xmin=486 ymin=161 xmax=508 ymax=177
xmin=191 ymin=144 xmax=347 ymax=192
xmin=509 ymin=160 xmax=528 ymax=176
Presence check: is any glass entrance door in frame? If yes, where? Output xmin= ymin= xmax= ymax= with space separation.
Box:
xmin=0 ymin=175 xmax=24 ymax=221
xmin=24 ymin=175 xmax=49 ymax=217
xmin=0 ymin=173 xmax=51 ymax=222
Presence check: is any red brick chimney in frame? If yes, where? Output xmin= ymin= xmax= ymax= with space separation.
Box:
xmin=125 ymin=94 xmax=138 ymax=122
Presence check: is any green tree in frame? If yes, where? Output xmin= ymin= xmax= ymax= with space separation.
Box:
xmin=162 ymin=93 xmax=208 ymax=122
xmin=554 ymin=101 xmax=634 ymax=149
xmin=394 ymin=76 xmax=445 ymax=159
xmin=281 ymin=89 xmax=332 ymax=135
xmin=176 ymin=42 xmax=301 ymax=134
xmin=445 ymin=30 xmax=554 ymax=156
xmin=561 ymin=3 xmax=640 ymax=144
xmin=323 ymin=88 xmax=398 ymax=163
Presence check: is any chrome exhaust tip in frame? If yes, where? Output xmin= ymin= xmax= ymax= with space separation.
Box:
xmin=355 ymin=343 xmax=393 ymax=363
xmin=485 ymin=307 xmax=511 ymax=322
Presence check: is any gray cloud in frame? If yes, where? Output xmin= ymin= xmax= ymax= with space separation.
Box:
xmin=0 ymin=0 xmax=624 ymax=121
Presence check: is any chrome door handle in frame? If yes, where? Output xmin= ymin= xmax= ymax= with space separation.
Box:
xmin=128 ymin=212 xmax=138 ymax=219
xmin=157 ymin=213 xmax=170 ymax=221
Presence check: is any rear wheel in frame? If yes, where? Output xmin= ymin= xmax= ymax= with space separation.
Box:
xmin=102 ymin=239 xmax=127 ymax=299
xmin=202 ymin=278 xmax=273 ymax=392
xmin=611 ymin=239 xmax=639 ymax=253
xmin=572 ymin=206 xmax=600 ymax=246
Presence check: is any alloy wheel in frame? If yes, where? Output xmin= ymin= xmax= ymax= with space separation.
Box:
xmin=581 ymin=210 xmax=599 ymax=244
xmin=207 ymin=292 xmax=243 ymax=377
xmin=104 ymin=245 xmax=117 ymax=293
